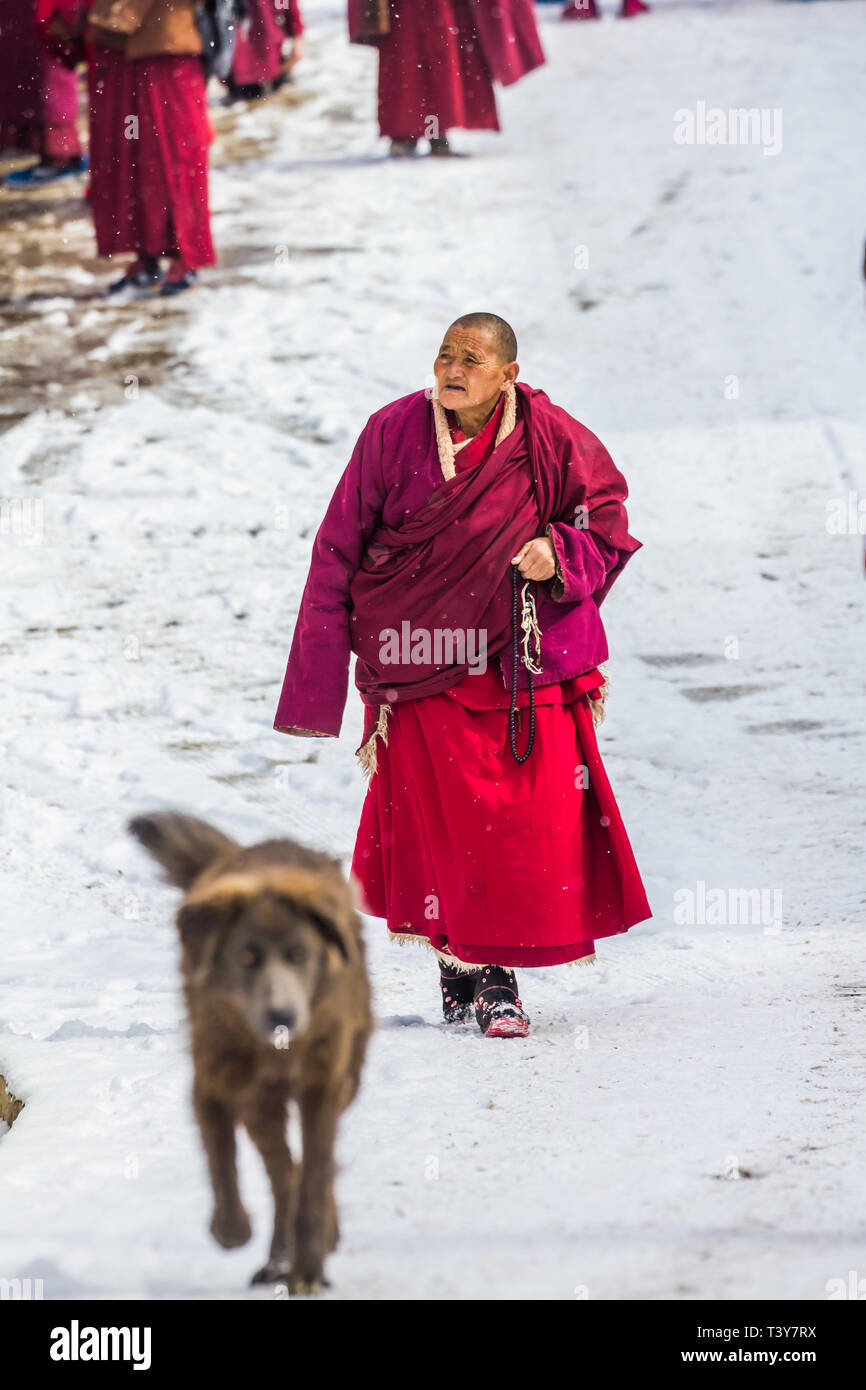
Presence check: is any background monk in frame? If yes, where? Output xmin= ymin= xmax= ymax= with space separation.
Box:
xmin=348 ymin=0 xmax=545 ymax=157
xmin=274 ymin=312 xmax=651 ymax=1038
xmin=0 ymin=0 xmax=86 ymax=186
xmin=561 ymin=0 xmax=650 ymax=18
xmin=85 ymin=0 xmax=216 ymax=297
xmin=227 ymin=0 xmax=305 ymax=102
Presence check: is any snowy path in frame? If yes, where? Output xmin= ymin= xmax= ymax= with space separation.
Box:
xmin=1 ymin=1 xmax=865 ymax=1299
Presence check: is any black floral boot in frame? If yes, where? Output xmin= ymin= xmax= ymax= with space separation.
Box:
xmin=474 ymin=966 xmax=530 ymax=1038
xmin=438 ymin=960 xmax=475 ymax=1024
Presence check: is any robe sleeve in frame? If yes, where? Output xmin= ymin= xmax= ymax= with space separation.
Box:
xmin=544 ymin=523 xmax=619 ymax=604
xmin=548 ymin=415 xmax=641 ymax=607
xmin=273 ymin=420 xmax=386 ymax=739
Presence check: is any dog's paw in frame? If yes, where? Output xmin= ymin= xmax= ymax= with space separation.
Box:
xmin=250 ymin=1258 xmax=291 ymax=1286
xmin=210 ymin=1205 xmax=252 ymax=1249
xmin=285 ymin=1269 xmax=326 ymax=1297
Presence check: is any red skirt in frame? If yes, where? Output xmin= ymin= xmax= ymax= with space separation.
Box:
xmin=377 ymin=0 xmax=500 ymax=140
xmin=0 ymin=0 xmax=82 ymax=159
xmin=351 ymin=664 xmax=651 ymax=968
xmin=87 ymin=47 xmax=216 ymax=268
xmin=231 ymin=0 xmax=284 ymax=86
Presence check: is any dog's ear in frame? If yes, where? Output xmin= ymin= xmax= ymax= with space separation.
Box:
xmin=176 ymin=897 xmax=239 ymax=967
xmin=128 ymin=813 xmax=239 ymax=891
xmin=272 ymin=889 xmax=354 ymax=963
xmin=304 ymin=906 xmax=352 ymax=962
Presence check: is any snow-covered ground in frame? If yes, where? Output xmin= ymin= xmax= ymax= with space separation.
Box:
xmin=2 ymin=1 xmax=865 ymax=1300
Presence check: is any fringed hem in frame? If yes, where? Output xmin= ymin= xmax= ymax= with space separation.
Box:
xmin=588 ymin=664 xmax=609 ymax=728
xmin=389 ymin=930 xmax=485 ymax=973
xmin=355 ymin=702 xmax=392 ymax=778
xmin=275 ymin=725 xmax=335 ymax=738
xmin=388 ymin=930 xmax=597 ymax=972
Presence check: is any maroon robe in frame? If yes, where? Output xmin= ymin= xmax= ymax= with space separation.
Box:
xmin=274 ymin=384 xmax=639 ymax=736
xmin=0 ymin=0 xmax=82 ymax=158
xmin=360 ymin=0 xmax=545 ymax=141
xmin=87 ymin=45 xmax=215 ymax=267
xmin=231 ymin=0 xmax=303 ymax=88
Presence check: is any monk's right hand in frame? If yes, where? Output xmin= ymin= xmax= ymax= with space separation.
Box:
xmin=511 ymin=537 xmax=556 ymax=582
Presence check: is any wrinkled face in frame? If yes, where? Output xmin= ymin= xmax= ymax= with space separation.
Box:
xmin=433 ymin=325 xmax=518 ymax=414
xmin=179 ymin=890 xmax=347 ymax=1045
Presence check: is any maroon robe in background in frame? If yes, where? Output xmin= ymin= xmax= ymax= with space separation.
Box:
xmin=0 ymin=0 xmax=82 ymax=158
xmin=231 ymin=0 xmax=304 ymax=88
xmin=378 ymin=0 xmax=499 ymax=139
xmin=87 ymin=46 xmax=216 ymax=268
xmin=350 ymin=0 xmax=544 ymax=140
xmin=470 ymin=0 xmax=545 ymax=88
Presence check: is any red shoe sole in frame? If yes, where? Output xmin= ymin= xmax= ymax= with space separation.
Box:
xmin=485 ymin=1015 xmax=530 ymax=1038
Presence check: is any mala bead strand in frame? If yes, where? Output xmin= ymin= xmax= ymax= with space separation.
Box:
xmin=508 ymin=563 xmax=542 ymax=764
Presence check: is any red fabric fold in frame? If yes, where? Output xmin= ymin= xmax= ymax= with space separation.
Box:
xmin=447 ymin=390 xmax=505 ymax=469
xmin=231 ymin=0 xmax=303 ymax=86
xmin=273 ymin=383 xmax=640 ymax=739
xmin=375 ymin=0 xmax=500 ymax=139
xmin=470 ymin=0 xmax=545 ymax=88
xmin=351 ymin=664 xmax=651 ymax=966
xmin=347 ymin=385 xmax=640 ymax=708
xmin=0 ymin=0 xmax=83 ymax=156
xmin=348 ymin=412 xmax=533 ymax=702
xmin=87 ymin=47 xmax=215 ymax=267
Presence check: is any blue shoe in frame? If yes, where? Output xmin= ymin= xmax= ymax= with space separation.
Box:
xmin=159 ymin=268 xmax=198 ymax=297
xmin=4 ymin=155 xmax=88 ymax=187
xmin=107 ymin=257 xmax=163 ymax=297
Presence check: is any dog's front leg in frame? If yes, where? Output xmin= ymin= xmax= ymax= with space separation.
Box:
xmin=244 ymin=1086 xmax=298 ymax=1285
xmin=290 ymin=1086 xmax=340 ymax=1295
xmin=194 ymin=1087 xmax=251 ymax=1249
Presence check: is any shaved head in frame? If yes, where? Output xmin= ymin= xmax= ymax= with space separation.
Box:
xmin=434 ymin=316 xmax=520 ymax=434
xmin=447 ymin=313 xmax=518 ymax=365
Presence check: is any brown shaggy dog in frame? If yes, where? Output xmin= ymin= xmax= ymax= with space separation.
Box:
xmin=128 ymin=812 xmax=373 ymax=1294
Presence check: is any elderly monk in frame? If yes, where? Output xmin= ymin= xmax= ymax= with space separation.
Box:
xmin=274 ymin=313 xmax=651 ymax=1038
xmin=348 ymin=0 xmax=545 ymax=157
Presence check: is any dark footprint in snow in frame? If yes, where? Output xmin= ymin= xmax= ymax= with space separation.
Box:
xmin=660 ymin=174 xmax=689 ymax=205
xmin=711 ymin=1167 xmax=765 ymax=1181
xmin=638 ymin=653 xmax=719 ymax=668
xmin=746 ymin=719 xmax=824 ymax=734
xmin=681 ymin=685 xmax=764 ymax=702
xmin=378 ymin=1014 xmax=428 ymax=1028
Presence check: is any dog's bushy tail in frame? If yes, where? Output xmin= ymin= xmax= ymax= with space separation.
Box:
xmin=128 ymin=812 xmax=239 ymax=890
